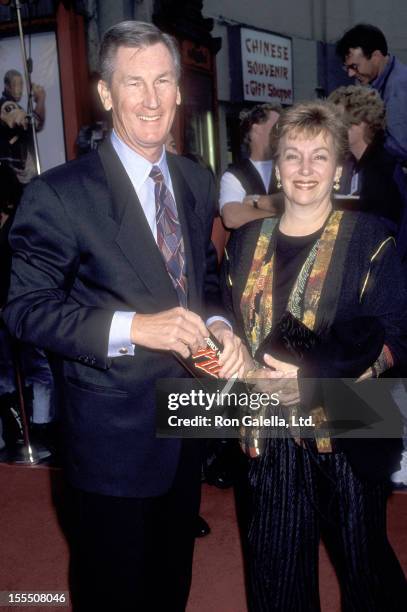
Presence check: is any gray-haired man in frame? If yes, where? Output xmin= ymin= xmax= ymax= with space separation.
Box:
xmin=4 ymin=20 xmax=244 ymax=610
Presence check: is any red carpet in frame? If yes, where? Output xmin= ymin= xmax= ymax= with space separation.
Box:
xmin=189 ymin=485 xmax=407 ymax=612
xmin=0 ymin=464 xmax=405 ymax=611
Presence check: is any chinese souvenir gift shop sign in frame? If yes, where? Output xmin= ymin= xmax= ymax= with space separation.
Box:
xmin=229 ymin=26 xmax=293 ymax=105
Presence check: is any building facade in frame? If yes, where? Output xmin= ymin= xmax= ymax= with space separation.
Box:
xmin=202 ymin=0 xmax=407 ymax=170
xmin=1 ymin=0 xmax=406 ymax=173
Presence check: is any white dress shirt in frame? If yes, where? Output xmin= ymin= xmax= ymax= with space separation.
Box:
xmin=107 ymin=131 xmax=229 ymax=357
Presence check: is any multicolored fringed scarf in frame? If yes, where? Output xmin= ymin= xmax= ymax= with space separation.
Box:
xmin=240 ymin=210 xmax=344 ymax=455
xmin=241 ymin=210 xmax=343 ymax=350
xmin=240 ymin=217 xmax=278 ymax=355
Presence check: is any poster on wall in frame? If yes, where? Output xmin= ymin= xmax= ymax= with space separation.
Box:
xmin=240 ymin=27 xmax=293 ymax=105
xmin=0 ymin=30 xmax=65 ymax=184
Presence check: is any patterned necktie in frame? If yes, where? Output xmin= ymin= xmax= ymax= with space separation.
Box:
xmin=150 ymin=165 xmax=187 ymax=307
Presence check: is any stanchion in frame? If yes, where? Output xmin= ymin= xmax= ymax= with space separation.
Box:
xmin=0 ymin=1 xmax=44 ymax=464
xmin=0 ymin=0 xmax=42 ymax=175
xmin=9 ymin=337 xmax=41 ymax=465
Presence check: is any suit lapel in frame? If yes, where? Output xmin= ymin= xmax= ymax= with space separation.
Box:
xmin=98 ymin=139 xmax=179 ymax=308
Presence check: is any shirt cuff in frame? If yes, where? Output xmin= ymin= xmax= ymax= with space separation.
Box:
xmin=206 ymin=316 xmax=233 ymax=331
xmin=108 ymin=311 xmax=135 ymax=357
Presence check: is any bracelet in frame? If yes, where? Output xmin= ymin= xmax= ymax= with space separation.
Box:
xmin=243 ymin=368 xmax=257 ymax=384
xmin=244 ymin=366 xmax=266 ymax=384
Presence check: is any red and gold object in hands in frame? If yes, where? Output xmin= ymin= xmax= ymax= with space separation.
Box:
xmin=176 ymin=333 xmax=224 ymax=380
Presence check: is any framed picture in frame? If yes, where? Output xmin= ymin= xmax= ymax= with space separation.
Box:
xmin=0 ymin=29 xmax=66 ymax=178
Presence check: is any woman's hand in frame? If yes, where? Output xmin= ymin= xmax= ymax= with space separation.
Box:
xmin=245 ymin=354 xmax=300 ymax=405
xmin=263 ymin=354 xmax=299 ymax=377
xmin=208 ymin=321 xmax=246 ymax=378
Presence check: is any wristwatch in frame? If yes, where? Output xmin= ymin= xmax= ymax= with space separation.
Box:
xmin=252 ymin=195 xmax=260 ymax=209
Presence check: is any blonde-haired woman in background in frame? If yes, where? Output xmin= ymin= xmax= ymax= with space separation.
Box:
xmin=328 ymin=85 xmax=407 ymax=255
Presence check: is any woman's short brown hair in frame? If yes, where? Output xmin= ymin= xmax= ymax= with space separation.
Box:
xmin=270 ymin=101 xmax=349 ymax=164
xmin=327 ymin=85 xmax=385 ymax=144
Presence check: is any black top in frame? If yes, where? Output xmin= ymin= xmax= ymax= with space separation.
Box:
xmin=273 ymin=228 xmax=323 ymax=326
xmin=338 ymin=139 xmax=406 ymax=230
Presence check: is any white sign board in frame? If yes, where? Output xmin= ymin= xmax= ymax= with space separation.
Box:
xmin=240 ymin=28 xmax=293 ymax=104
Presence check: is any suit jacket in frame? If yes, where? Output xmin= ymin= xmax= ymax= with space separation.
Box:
xmin=4 ymin=138 xmax=222 ymax=497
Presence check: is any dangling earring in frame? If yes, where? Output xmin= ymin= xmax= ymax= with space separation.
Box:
xmin=334 ymin=169 xmax=342 ymax=192
xmin=276 ymin=170 xmax=282 ymax=190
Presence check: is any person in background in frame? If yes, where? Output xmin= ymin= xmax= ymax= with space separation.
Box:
xmin=329 ymin=84 xmax=407 ymax=488
xmin=0 ymin=68 xmax=53 ymax=459
xmin=220 ymin=103 xmax=281 ymax=229
xmin=4 ymin=20 xmax=244 ymax=611
xmin=328 ymin=85 xmax=407 ymax=242
xmin=0 ymin=69 xmax=46 ymax=184
xmin=0 ymin=163 xmax=23 ymax=459
xmin=222 ymin=101 xmax=407 ymax=610
xmin=336 ymin=23 xmax=407 ymax=163
xmin=3 ymin=70 xmax=45 ymax=127
xmin=0 ymin=164 xmax=22 ymax=305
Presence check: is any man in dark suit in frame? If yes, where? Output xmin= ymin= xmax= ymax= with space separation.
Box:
xmin=3 ymin=20 xmax=244 ymax=611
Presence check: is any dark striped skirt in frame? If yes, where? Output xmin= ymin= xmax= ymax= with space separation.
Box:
xmin=245 ymin=438 xmax=407 ymax=611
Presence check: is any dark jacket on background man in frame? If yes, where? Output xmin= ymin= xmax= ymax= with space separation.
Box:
xmin=226 ymin=158 xmax=279 ymax=196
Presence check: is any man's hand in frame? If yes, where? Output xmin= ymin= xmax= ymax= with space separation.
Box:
xmin=242 ymin=192 xmax=284 ymax=213
xmin=32 ymin=83 xmax=46 ymax=103
xmin=221 ymin=201 xmax=274 ymax=230
xmin=131 ymin=307 xmax=208 ymax=358
xmin=31 ymin=84 xmax=46 ymax=129
xmin=208 ymin=320 xmax=245 ymax=378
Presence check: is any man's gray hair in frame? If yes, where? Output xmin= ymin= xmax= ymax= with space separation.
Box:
xmin=99 ymin=20 xmax=181 ymax=84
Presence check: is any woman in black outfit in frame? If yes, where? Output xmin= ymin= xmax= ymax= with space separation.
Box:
xmin=328 ymin=85 xmax=407 ymax=257
xmin=222 ymin=101 xmax=407 ymax=611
